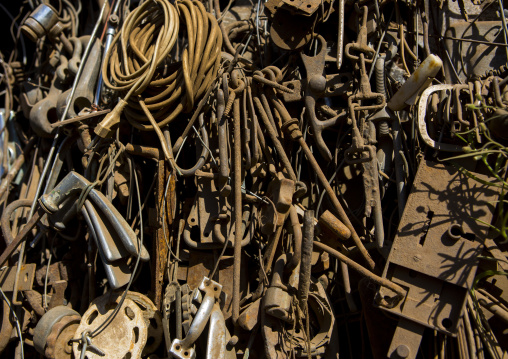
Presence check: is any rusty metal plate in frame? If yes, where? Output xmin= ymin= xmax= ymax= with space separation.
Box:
xmin=324 ymin=73 xmax=353 ymax=97
xmin=264 ymin=0 xmax=283 ymax=14
xmin=269 ymin=11 xmax=314 ymax=51
xmin=378 ymin=160 xmax=500 ymax=359
xmin=385 ymin=160 xmax=498 ymax=287
xmin=0 ymin=263 xmax=36 ymax=292
xmin=281 ymin=0 xmax=320 ymax=15
xmin=383 ymin=264 xmax=467 ymax=335
xmin=444 ymin=21 xmax=507 ymax=82
xmin=184 ymin=175 xmax=235 ymax=248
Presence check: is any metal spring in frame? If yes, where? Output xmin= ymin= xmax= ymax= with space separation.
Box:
xmin=375 ymin=57 xmax=387 ymax=97
xmin=378 ymin=120 xmax=390 ymax=137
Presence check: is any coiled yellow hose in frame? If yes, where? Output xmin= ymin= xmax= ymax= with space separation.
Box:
xmin=98 ymin=0 xmax=222 ymax=133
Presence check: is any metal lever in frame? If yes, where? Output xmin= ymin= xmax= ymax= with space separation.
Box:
xmin=40 ymin=171 xmax=149 ymax=261
xmin=81 ymin=206 xmax=132 ymax=289
xmin=94 ymin=0 xmax=122 ymax=106
xmin=84 ymin=199 xmax=130 ymax=262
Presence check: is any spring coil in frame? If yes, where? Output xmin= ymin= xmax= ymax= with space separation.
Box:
xmin=378 ymin=120 xmax=390 ymax=137
xmin=375 ymin=57 xmax=387 ymax=98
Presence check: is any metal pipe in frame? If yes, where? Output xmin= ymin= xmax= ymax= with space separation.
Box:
xmin=392 ymin=117 xmax=406 ymax=218
xmin=45 ymin=135 xmax=75 ymax=193
xmin=318 ymin=210 xmax=351 ymax=240
xmin=313 ymin=241 xmax=406 ymax=303
xmin=476 ymin=291 xmax=508 ymax=324
xmin=373 ymin=188 xmax=384 ymax=248
xmin=286 ymin=205 xmax=302 ymax=272
xmin=336 ymin=0 xmax=345 ymax=69
xmin=298 ymin=210 xmax=314 ymax=311
xmin=340 ymin=261 xmax=357 ymax=312
xmin=217 ymin=89 xmax=230 ymax=195
xmin=176 ymin=285 xmax=182 ymax=340
xmin=463 ymin=311 xmax=478 ymax=359
xmin=94 ymin=28 xmax=115 ymax=106
xmin=232 ymin=96 xmax=242 ymax=325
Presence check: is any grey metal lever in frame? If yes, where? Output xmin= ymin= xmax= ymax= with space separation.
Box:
xmin=84 ymin=199 xmax=129 ymax=262
xmin=81 ymin=206 xmax=132 ymax=289
xmin=40 ymin=171 xmax=149 ymax=261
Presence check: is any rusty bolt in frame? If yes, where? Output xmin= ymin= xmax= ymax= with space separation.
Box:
xmin=309 ymin=75 xmax=327 ymax=93
xmin=396 ymin=345 xmax=410 ymax=358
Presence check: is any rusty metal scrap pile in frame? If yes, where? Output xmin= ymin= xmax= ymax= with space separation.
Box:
xmin=1 ymin=0 xmax=508 ymax=357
